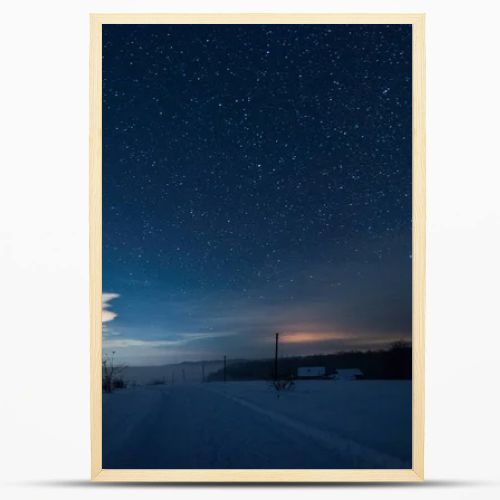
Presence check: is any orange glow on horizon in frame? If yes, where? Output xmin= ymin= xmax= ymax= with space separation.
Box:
xmin=280 ymin=332 xmax=346 ymax=344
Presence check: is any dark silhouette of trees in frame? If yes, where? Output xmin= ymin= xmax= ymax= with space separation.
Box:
xmin=207 ymin=342 xmax=412 ymax=382
xmin=102 ymin=351 xmax=127 ymax=393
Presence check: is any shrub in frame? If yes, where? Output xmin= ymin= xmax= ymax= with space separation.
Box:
xmin=270 ymin=377 xmax=295 ymax=395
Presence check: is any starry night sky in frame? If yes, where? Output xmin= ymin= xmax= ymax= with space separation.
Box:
xmin=102 ymin=24 xmax=412 ymax=366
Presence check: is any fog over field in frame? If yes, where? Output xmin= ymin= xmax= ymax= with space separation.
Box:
xmin=121 ymin=360 xmax=225 ymax=385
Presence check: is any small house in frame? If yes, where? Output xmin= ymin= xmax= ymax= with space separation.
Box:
xmin=297 ymin=366 xmax=326 ymax=379
xmin=335 ymin=368 xmax=363 ymax=381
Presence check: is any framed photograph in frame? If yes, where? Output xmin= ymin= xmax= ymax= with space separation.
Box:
xmin=90 ymin=13 xmax=425 ymax=482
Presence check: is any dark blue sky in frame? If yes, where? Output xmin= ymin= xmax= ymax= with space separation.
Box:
xmin=102 ymin=24 xmax=412 ymax=366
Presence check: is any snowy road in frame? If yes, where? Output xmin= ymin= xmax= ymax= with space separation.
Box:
xmin=103 ymin=381 xmax=411 ymax=469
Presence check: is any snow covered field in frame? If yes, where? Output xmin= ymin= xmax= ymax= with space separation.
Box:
xmin=103 ymin=380 xmax=411 ymax=469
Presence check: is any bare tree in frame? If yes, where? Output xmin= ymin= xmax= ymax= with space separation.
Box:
xmin=102 ymin=351 xmax=127 ymax=393
xmin=269 ymin=375 xmax=295 ymax=397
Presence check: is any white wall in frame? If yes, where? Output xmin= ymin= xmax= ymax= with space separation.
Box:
xmin=1 ymin=1 xmax=499 ymax=499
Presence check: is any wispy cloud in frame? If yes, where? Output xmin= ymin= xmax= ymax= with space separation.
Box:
xmin=103 ymin=330 xmax=233 ymax=349
xmin=103 ymin=338 xmax=180 ymax=349
xmin=102 ymin=292 xmax=120 ymax=323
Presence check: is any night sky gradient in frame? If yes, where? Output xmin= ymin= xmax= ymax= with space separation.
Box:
xmin=102 ymin=24 xmax=412 ymax=366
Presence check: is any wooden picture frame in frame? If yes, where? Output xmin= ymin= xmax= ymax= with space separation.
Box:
xmin=90 ymin=13 xmax=425 ymax=482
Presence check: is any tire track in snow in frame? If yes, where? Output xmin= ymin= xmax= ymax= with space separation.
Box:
xmin=210 ymin=388 xmax=406 ymax=469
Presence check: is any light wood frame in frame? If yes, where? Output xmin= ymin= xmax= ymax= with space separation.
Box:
xmin=90 ymin=13 xmax=425 ymax=483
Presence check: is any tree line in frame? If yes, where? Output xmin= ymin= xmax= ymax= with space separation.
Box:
xmin=207 ymin=341 xmax=412 ymax=382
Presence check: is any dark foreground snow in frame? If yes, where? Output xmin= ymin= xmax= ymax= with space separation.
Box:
xmin=103 ymin=380 xmax=411 ymax=469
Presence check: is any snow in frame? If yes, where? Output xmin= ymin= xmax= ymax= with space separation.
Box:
xmin=335 ymin=368 xmax=364 ymax=380
xmin=103 ymin=380 xmax=411 ymax=469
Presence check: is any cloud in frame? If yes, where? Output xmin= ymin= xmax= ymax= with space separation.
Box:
xmin=102 ymin=292 xmax=120 ymax=323
xmin=103 ymin=292 xmax=120 ymax=306
xmin=103 ymin=330 xmax=234 ymax=350
xmin=103 ymin=338 xmax=180 ymax=349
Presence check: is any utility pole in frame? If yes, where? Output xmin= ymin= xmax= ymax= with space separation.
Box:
xmin=223 ymin=355 xmax=227 ymax=382
xmin=201 ymin=362 xmax=205 ymax=382
xmin=274 ymin=332 xmax=279 ymax=381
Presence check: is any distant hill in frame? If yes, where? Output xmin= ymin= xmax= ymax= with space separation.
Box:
xmin=207 ymin=343 xmax=412 ymax=381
